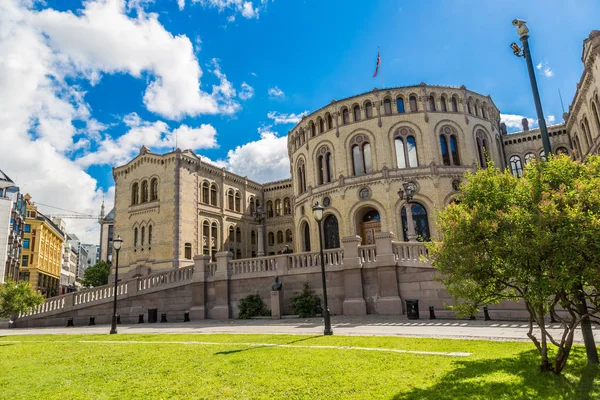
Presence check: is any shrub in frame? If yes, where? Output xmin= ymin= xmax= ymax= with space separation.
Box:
xmin=238 ymin=294 xmax=270 ymax=319
xmin=290 ymin=282 xmax=322 ymax=318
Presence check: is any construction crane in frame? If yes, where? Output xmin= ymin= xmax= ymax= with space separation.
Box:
xmin=35 ymin=201 xmax=106 ymax=221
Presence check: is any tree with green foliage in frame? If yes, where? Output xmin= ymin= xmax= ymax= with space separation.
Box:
xmin=0 ymin=279 xmax=44 ymax=320
xmin=82 ymin=261 xmax=111 ymax=287
xmin=428 ymin=155 xmax=600 ymax=374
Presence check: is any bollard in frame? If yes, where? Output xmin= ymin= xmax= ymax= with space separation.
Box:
xmin=66 ymin=317 xmax=74 ymax=327
xmin=160 ymin=313 xmax=167 ymax=323
xmin=89 ymin=316 xmax=96 ymax=326
xmin=138 ymin=314 xmax=145 ymax=324
xmin=428 ymin=306 xmax=436 ymax=320
xmin=184 ymin=312 xmax=190 ymax=322
xmin=483 ymin=307 xmax=491 ymax=321
xmin=116 ymin=314 xmax=121 ymax=325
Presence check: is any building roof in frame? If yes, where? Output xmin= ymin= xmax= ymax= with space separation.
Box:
xmin=0 ymin=169 xmax=17 ymax=190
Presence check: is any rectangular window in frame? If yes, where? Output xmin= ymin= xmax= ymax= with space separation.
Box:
xmin=22 ymin=255 xmax=28 ymax=267
xmin=24 ymin=224 xmax=31 ymax=233
xmin=23 ymin=238 xmax=30 ymax=249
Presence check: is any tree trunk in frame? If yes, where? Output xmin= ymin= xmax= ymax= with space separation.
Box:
xmin=538 ymin=305 xmax=553 ymax=372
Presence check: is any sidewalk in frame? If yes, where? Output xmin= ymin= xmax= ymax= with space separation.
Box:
xmin=2 ymin=315 xmax=599 ymax=343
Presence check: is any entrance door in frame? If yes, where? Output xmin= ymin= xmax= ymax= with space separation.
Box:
xmin=361 ymin=221 xmax=381 ymax=245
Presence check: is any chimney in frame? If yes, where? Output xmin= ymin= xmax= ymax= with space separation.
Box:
xmin=521 ymin=118 xmax=530 ymax=131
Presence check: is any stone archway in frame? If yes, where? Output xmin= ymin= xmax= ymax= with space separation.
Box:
xmin=354 ymin=206 xmax=381 ymax=245
xmin=323 ymin=214 xmax=340 ymax=249
xmin=401 ymin=202 xmax=431 ymax=242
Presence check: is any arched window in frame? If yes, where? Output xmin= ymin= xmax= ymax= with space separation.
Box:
xmin=319 ymin=118 xmax=324 ymax=134
xmin=148 ymin=225 xmax=152 ymax=246
xmin=141 ymin=226 xmax=145 ymax=246
xmin=275 ymin=199 xmax=282 ymax=216
xmin=134 ymin=227 xmax=138 ymax=247
xmin=327 ymin=113 xmax=333 ymax=130
xmin=211 ymin=222 xmax=218 ymax=259
xmin=384 ymin=98 xmax=392 ymax=115
xmin=584 ymin=117 xmax=593 ymax=147
xmin=202 ymin=181 xmax=209 ymax=204
xmin=235 ymin=191 xmax=241 ymax=212
xmin=185 ymin=243 xmax=192 ymax=260
xmin=210 ymin=184 xmax=218 ymax=206
xmin=581 ymin=122 xmax=590 ymax=149
xmin=342 ymin=108 xmax=349 ymax=124
xmin=150 ymin=178 xmax=158 ymax=201
xmin=302 ymin=222 xmax=311 ymax=251
xmin=251 ymin=230 xmax=256 ymax=245
xmin=236 ymin=227 xmax=242 ymax=243
xmin=593 ymin=101 xmax=600 ymax=136
xmin=309 ymin=121 xmax=316 ymax=137
xmin=266 ymin=200 xmax=274 ymax=218
xmin=474 ymin=102 xmax=479 ymax=117
xmin=286 ymin=229 xmax=293 ymax=243
xmin=297 ymin=159 xmax=307 ymax=194
xmin=555 ymin=147 xmax=569 ymax=155
xmin=351 ymin=136 xmax=373 ymax=176
xmin=228 ymin=226 xmax=234 ymax=245
xmin=440 ymin=96 xmax=447 ymax=112
xmin=283 ymin=198 xmax=291 ymax=215
xmin=268 ymin=232 xmax=275 ymax=246
xmin=539 ymin=150 xmax=547 ymax=161
xmin=394 ymin=128 xmax=418 ymax=169
xmin=365 ymin=102 xmax=373 ymax=119
xmin=467 ymin=100 xmax=472 ymax=115
xmin=249 ymin=197 xmax=255 ymax=216
xmin=353 ymin=105 xmax=361 ymax=122
xmin=131 ymin=183 xmax=139 ymax=205
xmin=277 ymin=230 xmax=283 ymax=244
xmin=323 ymin=215 xmax=340 ymax=249
xmin=510 ymin=155 xmax=523 ymax=177
xmin=227 ymin=190 xmax=234 ymax=210
xmin=397 ymin=97 xmax=405 ymax=113
xmin=429 ymin=95 xmax=436 ymax=112
xmin=317 ymin=146 xmax=334 ymax=185
xmin=401 ymin=203 xmax=431 ymax=242
xmin=524 ymin=152 xmax=535 ymax=164
xmin=476 ymin=130 xmax=489 ymax=168
xmin=409 ymin=96 xmax=418 ymax=112
xmin=439 ymin=126 xmax=460 ymax=166
xmin=482 ymin=103 xmax=488 ymax=119
xmin=203 ymin=221 xmax=210 ymax=255
xmin=451 ymin=96 xmax=458 ymax=112
xmin=141 ymin=180 xmax=149 ymax=203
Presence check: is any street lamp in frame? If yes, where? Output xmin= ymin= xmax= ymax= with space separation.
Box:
xmin=312 ymin=202 xmax=333 ymax=336
xmin=510 ymin=19 xmax=552 ymax=156
xmin=109 ymin=235 xmax=123 ymax=335
xmin=397 ymin=181 xmax=415 ymax=202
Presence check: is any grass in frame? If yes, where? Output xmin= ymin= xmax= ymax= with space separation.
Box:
xmin=0 ymin=334 xmax=598 ymax=399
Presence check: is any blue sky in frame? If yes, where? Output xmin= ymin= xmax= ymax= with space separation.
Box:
xmin=0 ymin=0 xmax=597 ymax=243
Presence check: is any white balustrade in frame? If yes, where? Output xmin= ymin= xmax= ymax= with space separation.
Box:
xmin=288 ymin=249 xmax=343 ymax=270
xmin=393 ymin=242 xmax=429 ymax=263
xmin=206 ymin=262 xmax=217 ymax=277
xmin=230 ymin=256 xmax=277 ymax=276
xmin=359 ymin=245 xmax=377 ymax=265
xmin=138 ymin=265 xmax=194 ymax=292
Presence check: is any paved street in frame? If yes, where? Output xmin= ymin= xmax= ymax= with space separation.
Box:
xmin=2 ymin=315 xmax=599 ymax=344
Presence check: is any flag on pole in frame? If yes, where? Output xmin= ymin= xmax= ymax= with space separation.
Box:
xmin=372 ymin=48 xmax=381 ymax=78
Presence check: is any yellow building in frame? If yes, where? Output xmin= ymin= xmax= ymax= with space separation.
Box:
xmin=20 ymin=194 xmax=64 ymax=297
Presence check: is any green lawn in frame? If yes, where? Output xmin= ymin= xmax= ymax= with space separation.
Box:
xmin=0 ymin=334 xmax=598 ymax=399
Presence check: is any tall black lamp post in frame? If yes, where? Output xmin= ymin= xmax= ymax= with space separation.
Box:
xmin=510 ymin=19 xmax=552 ymax=157
xmin=109 ymin=235 xmax=123 ymax=335
xmin=312 ymin=202 xmax=333 ymax=336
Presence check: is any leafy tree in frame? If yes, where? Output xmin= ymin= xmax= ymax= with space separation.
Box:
xmin=290 ymin=282 xmax=322 ymax=318
xmin=238 ymin=294 xmax=270 ymax=319
xmin=428 ymin=155 xmax=600 ymax=374
xmin=82 ymin=261 xmax=111 ymax=287
xmin=0 ymin=279 xmax=44 ymax=320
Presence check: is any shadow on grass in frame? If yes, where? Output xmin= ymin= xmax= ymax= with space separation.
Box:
xmin=214 ymin=335 xmax=321 ymax=356
xmin=392 ymin=349 xmax=600 ymax=400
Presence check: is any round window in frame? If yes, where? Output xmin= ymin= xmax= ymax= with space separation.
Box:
xmin=452 ymin=180 xmax=461 ymax=191
xmin=359 ymin=187 xmax=371 ymax=200
xmin=323 ymin=196 xmax=331 ymax=207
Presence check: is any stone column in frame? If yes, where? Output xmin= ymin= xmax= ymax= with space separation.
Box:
xmin=189 ymin=255 xmax=209 ymax=320
xmin=211 ymin=252 xmax=232 ymax=319
xmin=271 ymin=291 xmax=282 ymax=319
xmin=404 ymin=203 xmax=417 ymax=242
xmin=374 ymin=232 xmax=402 ymax=315
xmin=257 ymin=223 xmax=265 ymax=257
xmin=341 ymin=235 xmax=366 ymax=315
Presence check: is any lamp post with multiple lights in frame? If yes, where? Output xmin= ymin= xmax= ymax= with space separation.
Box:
xmin=312 ymin=202 xmax=333 ymax=336
xmin=397 ymin=182 xmax=416 ymax=242
xmin=109 ymin=235 xmax=123 ymax=335
xmin=253 ymin=205 xmax=266 ymax=257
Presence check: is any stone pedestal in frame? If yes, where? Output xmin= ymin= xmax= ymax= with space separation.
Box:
xmin=271 ymin=290 xmax=282 ymax=319
xmin=341 ymin=236 xmax=367 ymax=315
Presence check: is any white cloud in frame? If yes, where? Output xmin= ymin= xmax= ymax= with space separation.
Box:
xmin=227 ymin=15 xmax=235 ymax=22
xmin=209 ymin=58 xmax=241 ymax=114
xmin=268 ymin=86 xmax=284 ymax=98
xmin=239 ymin=82 xmax=254 ymax=100
xmin=33 ymin=0 xmax=238 ymax=120
xmin=218 ymin=126 xmax=290 ymax=182
xmin=536 ymin=61 xmax=554 ymax=78
xmin=267 ymin=111 xmax=308 ymax=125
xmin=546 ymin=115 xmax=556 ymax=124
xmin=189 ymin=0 xmax=269 ymax=19
xmin=250 ymin=72 xmax=257 ymax=77
xmin=178 ymin=0 xmax=186 ymax=10
xmin=501 ymin=113 xmax=537 ymax=132
xmin=76 ymin=113 xmax=218 ymax=167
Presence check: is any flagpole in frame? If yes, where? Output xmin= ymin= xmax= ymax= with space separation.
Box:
xmin=380 ymin=46 xmax=384 ymax=89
